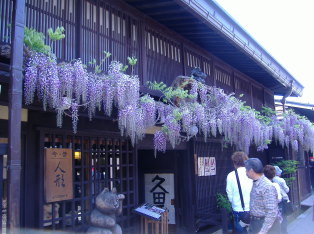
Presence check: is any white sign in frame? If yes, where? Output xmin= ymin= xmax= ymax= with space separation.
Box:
xmin=198 ymin=157 xmax=216 ymax=176
xmin=144 ymin=173 xmax=175 ymax=224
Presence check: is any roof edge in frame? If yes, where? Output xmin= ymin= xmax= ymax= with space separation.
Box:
xmin=275 ymin=98 xmax=314 ymax=110
xmin=177 ymin=0 xmax=304 ymax=96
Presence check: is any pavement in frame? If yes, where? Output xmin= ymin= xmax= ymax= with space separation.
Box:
xmin=287 ymin=194 xmax=314 ymax=234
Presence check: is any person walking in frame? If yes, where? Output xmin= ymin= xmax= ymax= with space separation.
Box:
xmin=273 ymin=165 xmax=290 ymax=234
xmin=244 ymin=158 xmax=281 ymax=234
xmin=263 ymin=165 xmax=282 ymax=203
xmin=226 ymin=151 xmax=253 ymax=233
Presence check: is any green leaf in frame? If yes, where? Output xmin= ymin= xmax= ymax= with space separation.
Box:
xmin=48 ymin=26 xmax=65 ymax=41
xmin=127 ymin=56 xmax=137 ymax=66
xmin=216 ymin=193 xmax=232 ymax=213
xmin=120 ymin=65 xmax=128 ymax=72
xmin=173 ymin=109 xmax=182 ymax=121
xmin=274 ymin=160 xmax=298 ymax=176
xmin=103 ymin=51 xmax=112 ymax=59
xmin=95 ymin=65 xmax=102 ymax=74
xmin=24 ymin=27 xmax=51 ymax=54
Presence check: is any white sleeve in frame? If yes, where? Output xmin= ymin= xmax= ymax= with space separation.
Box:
xmin=280 ymin=178 xmax=290 ymax=193
xmin=273 ymin=183 xmax=282 ymax=202
xmin=226 ymin=173 xmax=233 ymax=202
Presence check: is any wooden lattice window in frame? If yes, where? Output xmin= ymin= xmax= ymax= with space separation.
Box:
xmin=214 ymin=66 xmax=232 ymax=93
xmin=264 ymin=90 xmax=275 ymax=109
xmin=25 ymin=0 xmax=76 ymax=61
xmin=252 ymin=85 xmax=264 ymax=111
xmin=214 ymin=68 xmax=231 ymax=86
xmin=0 ymin=0 xmax=13 ymax=45
xmin=145 ymin=29 xmax=182 ymax=84
xmin=39 ymin=131 xmax=137 ymax=233
xmin=235 ymin=76 xmax=252 ymax=106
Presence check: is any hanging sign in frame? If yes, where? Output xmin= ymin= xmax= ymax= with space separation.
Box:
xmin=198 ymin=157 xmax=216 ymax=176
xmin=44 ymin=148 xmax=73 ymax=202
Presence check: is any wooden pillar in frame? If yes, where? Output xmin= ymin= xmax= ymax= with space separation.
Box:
xmin=75 ymin=0 xmax=83 ymax=59
xmin=139 ymin=20 xmax=147 ymax=84
xmin=8 ymin=0 xmax=25 ymax=232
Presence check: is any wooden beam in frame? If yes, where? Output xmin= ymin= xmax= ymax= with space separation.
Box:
xmin=8 ymin=0 xmax=25 ymax=232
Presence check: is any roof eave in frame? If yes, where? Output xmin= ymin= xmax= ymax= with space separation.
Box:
xmin=176 ymin=0 xmax=304 ymax=96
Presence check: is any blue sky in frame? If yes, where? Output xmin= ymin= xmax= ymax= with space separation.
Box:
xmin=214 ymin=0 xmax=314 ymax=104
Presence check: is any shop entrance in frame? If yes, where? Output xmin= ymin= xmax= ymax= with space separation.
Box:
xmin=138 ymin=150 xmax=183 ymax=229
xmin=35 ymin=129 xmax=137 ymax=233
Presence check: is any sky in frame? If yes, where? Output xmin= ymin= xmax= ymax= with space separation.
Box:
xmin=214 ymin=0 xmax=314 ymax=104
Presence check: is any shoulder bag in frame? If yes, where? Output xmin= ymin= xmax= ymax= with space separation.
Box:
xmin=235 ymin=169 xmax=251 ymax=224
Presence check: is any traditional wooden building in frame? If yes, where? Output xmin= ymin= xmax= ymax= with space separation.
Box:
xmin=0 ymin=0 xmax=305 ymax=233
xmin=274 ymin=99 xmax=313 ymax=204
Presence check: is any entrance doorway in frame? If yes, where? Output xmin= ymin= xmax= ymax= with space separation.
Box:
xmin=35 ymin=129 xmax=137 ymax=233
xmin=138 ymin=150 xmax=181 ymax=229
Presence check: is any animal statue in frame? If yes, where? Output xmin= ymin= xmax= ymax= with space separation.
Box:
xmin=87 ymin=188 xmax=125 ymax=234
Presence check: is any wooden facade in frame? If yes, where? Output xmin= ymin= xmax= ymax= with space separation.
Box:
xmin=22 ymin=111 xmax=138 ymax=232
xmin=1 ymin=0 xmax=275 ymax=110
xmin=0 ymin=0 xmax=307 ymax=233
xmin=283 ymin=105 xmax=314 ymax=205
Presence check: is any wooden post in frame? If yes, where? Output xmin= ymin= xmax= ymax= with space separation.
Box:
xmin=140 ymin=210 xmax=168 ymax=234
xmin=75 ymin=0 xmax=82 ymax=59
xmin=8 ymin=0 xmax=25 ymax=232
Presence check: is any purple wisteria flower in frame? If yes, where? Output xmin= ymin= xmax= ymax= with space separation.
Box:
xmin=154 ymin=130 xmax=167 ymax=153
xmin=22 ymin=45 xmax=314 ymax=154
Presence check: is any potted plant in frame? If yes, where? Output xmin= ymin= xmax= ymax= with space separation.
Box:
xmin=216 ymin=193 xmax=233 ymax=233
xmin=274 ymin=160 xmax=298 ymax=186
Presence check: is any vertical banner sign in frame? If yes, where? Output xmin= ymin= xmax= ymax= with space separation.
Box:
xmin=144 ymin=173 xmax=175 ymax=224
xmin=45 ymin=148 xmax=73 ymax=202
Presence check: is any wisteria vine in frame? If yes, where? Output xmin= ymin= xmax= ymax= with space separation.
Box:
xmin=23 ymin=27 xmax=314 ymax=155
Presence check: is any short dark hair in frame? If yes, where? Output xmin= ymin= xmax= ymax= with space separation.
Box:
xmin=244 ymin=158 xmax=263 ymax=173
xmin=231 ymin=151 xmax=248 ymax=167
xmin=264 ymin=165 xmax=276 ymax=180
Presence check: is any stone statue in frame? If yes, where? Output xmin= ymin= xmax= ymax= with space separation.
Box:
xmin=87 ymin=188 xmax=125 ymax=234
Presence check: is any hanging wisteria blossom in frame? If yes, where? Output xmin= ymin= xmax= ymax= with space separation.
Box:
xmin=154 ymin=130 xmax=167 ymax=153
xmin=23 ymin=29 xmax=314 ymax=155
